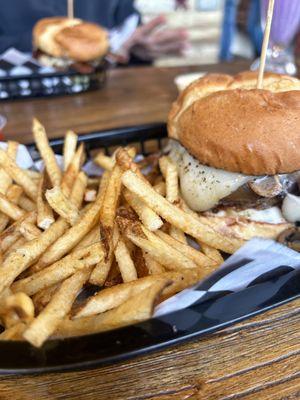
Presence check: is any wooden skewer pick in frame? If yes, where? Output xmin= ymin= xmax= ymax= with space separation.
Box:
xmin=67 ymin=0 xmax=74 ymax=19
xmin=257 ymin=0 xmax=275 ymax=89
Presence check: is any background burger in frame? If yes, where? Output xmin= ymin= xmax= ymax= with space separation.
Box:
xmin=167 ymin=71 xmax=300 ymax=240
xmin=33 ymin=17 xmax=109 ymax=73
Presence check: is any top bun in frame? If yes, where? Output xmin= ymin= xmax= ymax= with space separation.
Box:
xmin=168 ymin=71 xmax=300 ymax=175
xmin=33 ymin=17 xmax=108 ymax=62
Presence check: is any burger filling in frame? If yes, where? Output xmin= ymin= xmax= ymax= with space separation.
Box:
xmin=169 ymin=140 xmax=300 ymax=224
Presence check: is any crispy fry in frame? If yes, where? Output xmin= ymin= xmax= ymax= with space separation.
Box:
xmin=4 ymin=237 xmax=27 ymax=258
xmin=32 ymin=284 xmax=60 ymax=314
xmin=12 ymin=243 xmax=103 ymax=296
xmin=114 ymin=235 xmax=137 ymax=282
xmin=0 ymin=322 xmax=26 ymax=340
xmin=69 ymin=171 xmax=88 ymax=209
xmin=25 ymin=170 xmax=41 ymax=180
xmin=155 ymin=230 xmax=217 ymax=269
xmin=143 ymin=251 xmax=165 ymax=274
xmin=37 ymin=190 xmax=104 ymax=268
xmin=169 ymin=226 xmax=187 ymax=244
xmin=89 ymin=225 xmax=119 ymax=286
xmin=124 ymin=189 xmax=163 ymax=231
xmin=72 ymin=226 xmax=100 ymax=251
xmin=18 ymin=195 xmax=36 ymax=212
xmin=0 ymin=142 xmax=18 ymax=196
xmin=61 ymin=143 xmax=85 ymax=196
xmin=75 ymin=274 xmax=174 ymax=318
xmin=0 ymin=216 xmax=71 ymax=295
xmin=23 ymin=268 xmax=91 ymax=347
xmin=122 ymin=170 xmax=243 ymax=254
xmin=32 ymin=118 xmax=62 ymax=187
xmin=37 ymin=172 xmax=55 ymax=230
xmin=0 ymin=185 xmax=23 ymax=233
xmin=63 ymin=130 xmax=78 ymax=171
xmin=7 ymin=141 xmax=19 ymax=159
xmin=199 ymin=242 xmax=224 ymax=265
xmin=0 ymin=212 xmax=36 ymax=253
xmin=153 ymin=181 xmax=166 ymax=196
xmin=3 ymin=292 xmax=34 ymax=323
xmin=0 ymin=192 xmax=25 ymax=221
xmin=159 ymin=156 xmax=179 ymax=203
xmin=19 ymin=221 xmax=41 ymax=241
xmin=46 ymin=186 xmax=79 ymax=225
xmin=120 ymin=217 xmax=198 ymax=270
xmin=94 ymin=151 xmax=114 ymax=171
xmin=0 ymin=148 xmax=38 ymax=200
xmin=56 ymin=279 xmax=170 ymax=338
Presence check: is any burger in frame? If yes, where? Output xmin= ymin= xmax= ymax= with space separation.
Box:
xmin=167 ymin=71 xmax=300 ymax=238
xmin=32 ymin=17 xmax=109 ymax=72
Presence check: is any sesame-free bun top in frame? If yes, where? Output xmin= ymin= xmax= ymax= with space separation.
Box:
xmin=168 ymin=71 xmax=300 ymax=175
xmin=33 ymin=17 xmax=108 ymax=62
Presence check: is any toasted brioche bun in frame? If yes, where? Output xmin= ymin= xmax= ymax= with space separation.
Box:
xmin=33 ymin=17 xmax=108 ymax=62
xmin=168 ymin=71 xmax=300 ymax=175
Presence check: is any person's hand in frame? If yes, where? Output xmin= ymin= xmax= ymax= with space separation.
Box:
xmin=120 ymin=15 xmax=189 ymax=62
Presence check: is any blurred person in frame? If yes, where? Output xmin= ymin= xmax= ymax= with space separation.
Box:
xmin=0 ymin=0 xmax=188 ymax=65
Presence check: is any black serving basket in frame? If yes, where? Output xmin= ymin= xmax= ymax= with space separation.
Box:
xmin=0 ymin=62 xmax=106 ymax=101
xmin=1 ymin=123 xmax=300 ymax=375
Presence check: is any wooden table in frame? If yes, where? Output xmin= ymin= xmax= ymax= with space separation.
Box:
xmin=1 ymin=63 xmax=300 ymax=399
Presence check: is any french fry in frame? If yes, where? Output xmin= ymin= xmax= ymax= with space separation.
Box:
xmin=18 ymin=195 xmax=36 ymax=212
xmin=0 ymin=212 xmax=36 ymax=253
xmin=94 ymin=151 xmax=114 ymax=171
xmin=4 ymin=237 xmax=27 ymax=258
xmin=124 ymin=189 xmax=163 ymax=231
xmin=32 ymin=118 xmax=62 ymax=187
xmin=0 ymin=185 xmax=23 ymax=233
xmin=25 ymin=170 xmax=41 ymax=181
xmin=119 ymin=217 xmax=198 ymax=270
xmin=63 ymin=130 xmax=78 ymax=171
xmin=37 ymin=172 xmax=55 ymax=230
xmin=153 ymin=181 xmax=166 ymax=196
xmin=56 ymin=279 xmax=170 ymax=338
xmin=89 ymin=225 xmax=119 ymax=286
xmin=143 ymin=251 xmax=165 ymax=274
xmin=45 ymin=186 xmax=79 ymax=225
xmin=0 ymin=215 xmax=71 ymax=295
xmin=122 ymin=170 xmax=243 ymax=254
xmin=12 ymin=243 xmax=103 ymax=296
xmin=72 ymin=226 xmax=100 ymax=251
xmin=87 ymin=177 xmax=100 ymax=187
xmin=159 ymin=156 xmax=179 ymax=203
xmin=155 ymin=230 xmax=218 ymax=269
xmin=23 ymin=268 xmax=91 ymax=347
xmin=19 ymin=221 xmax=41 ymax=241
xmin=75 ymin=274 xmax=173 ymax=318
xmin=114 ymin=234 xmax=137 ymax=282
xmin=0 ymin=192 xmax=25 ymax=221
xmin=0 ymin=322 xmax=26 ymax=340
xmin=132 ymin=247 xmax=148 ymax=278
xmin=3 ymin=292 xmax=34 ymax=323
xmin=169 ymin=226 xmax=187 ymax=244
xmin=32 ymin=284 xmax=60 ymax=314
xmin=199 ymin=242 xmax=224 ymax=265
xmin=61 ymin=143 xmax=85 ymax=196
xmin=0 ymin=148 xmax=38 ymax=200
xmin=0 ymin=141 xmax=18 ymax=196
xmin=69 ymin=171 xmax=88 ymax=209
xmin=37 ymin=191 xmax=104 ymax=268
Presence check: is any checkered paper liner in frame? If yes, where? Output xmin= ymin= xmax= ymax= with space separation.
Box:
xmin=8 ymin=142 xmax=300 ymax=319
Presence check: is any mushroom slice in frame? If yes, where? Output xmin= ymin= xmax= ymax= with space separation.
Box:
xmin=249 ymin=176 xmax=283 ymax=198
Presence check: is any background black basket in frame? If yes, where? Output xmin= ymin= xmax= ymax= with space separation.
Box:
xmin=0 ymin=62 xmax=106 ymax=101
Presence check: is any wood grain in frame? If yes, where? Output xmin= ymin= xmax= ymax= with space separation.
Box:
xmin=1 ymin=62 xmax=249 ymax=143
xmin=1 ymin=62 xmax=299 ymax=399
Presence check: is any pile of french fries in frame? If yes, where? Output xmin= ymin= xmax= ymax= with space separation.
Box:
xmin=0 ymin=119 xmax=247 ymax=348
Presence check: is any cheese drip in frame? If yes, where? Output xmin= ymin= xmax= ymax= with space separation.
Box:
xmin=169 ymin=140 xmax=254 ymax=212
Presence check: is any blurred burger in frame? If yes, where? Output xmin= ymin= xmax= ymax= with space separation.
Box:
xmin=33 ymin=17 xmax=109 ymax=72
xmin=168 ymin=71 xmax=300 ymax=225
